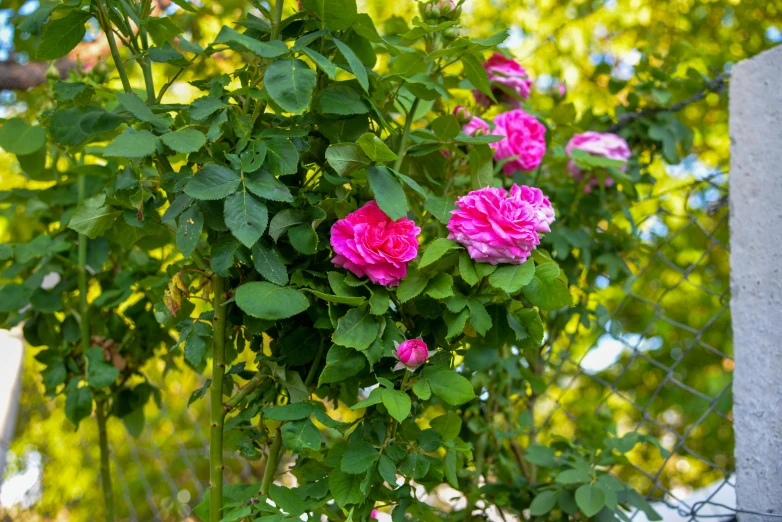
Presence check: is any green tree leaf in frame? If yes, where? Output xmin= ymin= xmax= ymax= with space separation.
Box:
xmin=190 ymin=96 xmax=228 ymax=120
xmin=37 ymin=10 xmax=91 ymax=60
xmin=462 ymin=52 xmax=495 ymax=102
xmin=466 ymin=299 xmax=492 ymax=336
xmin=367 ymin=165 xmax=408 ymax=221
xmin=269 ymin=209 xmax=309 ymax=241
xmin=314 ymin=84 xmax=369 ymax=116
xmin=431 ymin=114 xmax=460 ymax=140
xmin=184 ymin=165 xmax=241 ymax=200
xmin=176 ymin=205 xmax=204 ymax=258
xmin=210 ymin=235 xmax=242 ymax=277
xmin=521 ymin=262 xmax=572 ymax=310
xmin=424 ymin=194 xmax=456 ymax=224
xmin=328 ymin=470 xmax=363 ymax=507
xmin=341 ymin=441 xmax=380 ymax=474
xmin=425 ymin=272 xmax=454 ymax=299
xmin=378 ymin=455 xmax=398 ymax=487
xmin=301 ymin=46 xmax=338 ymax=79
xmin=281 ymin=418 xmax=321 ymax=451
xmin=267 ymin=485 xmax=305 ymax=517
xmin=264 ymin=137 xmax=299 ymax=175
xmin=214 ymin=25 xmax=288 ymax=58
xmin=85 ymin=347 xmax=119 ymax=389
xmin=318 ymin=345 xmax=366 ymax=385
xmin=104 ymin=128 xmax=159 ymax=158
xmin=382 ymin=388 xmax=411 ymax=423
xmin=488 ymin=260 xmax=535 ymax=293
xmin=244 ymin=170 xmax=294 ymax=202
xmin=240 ymin=140 xmax=267 ymax=172
xmin=235 ymin=282 xmax=309 ymax=320
xmin=333 ymin=306 xmax=379 ymax=351
xmin=357 ymin=133 xmax=398 ymax=162
xmin=252 ymin=240 xmax=288 ymax=285
xmin=430 ymin=411 xmax=461 ymax=441
xmin=265 ymin=402 xmax=315 ymax=421
xmin=116 ymin=92 xmax=170 ymax=131
xmin=265 ymin=59 xmax=318 ymax=114
xmin=575 ymin=484 xmax=606 ymax=518
xmin=325 ymin=143 xmax=370 ymax=176
xmin=288 ymin=223 xmax=318 ymax=254
xmin=301 ymin=0 xmax=357 ymax=31
xmin=0 ymin=118 xmax=46 ymax=155
xmin=68 ymin=194 xmax=121 ymax=239
xmin=396 ymin=273 xmax=430 ymax=303
xmin=332 ymin=37 xmax=368 ymax=92
xmin=530 ymin=491 xmax=559 ymax=516
xmin=224 ymin=191 xmax=268 ymax=248
xmin=65 ymin=385 xmax=93 ymax=428
xmin=419 ymin=238 xmax=460 ymax=269
xmin=161 ymin=128 xmax=207 ymax=153
xmin=426 ymin=370 xmax=475 ymax=405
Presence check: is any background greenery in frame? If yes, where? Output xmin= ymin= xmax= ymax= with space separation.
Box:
xmin=0 ymin=0 xmax=774 ymax=519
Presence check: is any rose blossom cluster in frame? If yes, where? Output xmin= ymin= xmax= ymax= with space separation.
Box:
xmin=447 ymin=185 xmax=555 ymax=265
xmin=566 ymin=131 xmax=631 ymax=192
xmin=330 ymin=201 xmax=420 ymax=287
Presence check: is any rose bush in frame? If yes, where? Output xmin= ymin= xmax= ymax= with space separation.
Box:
xmin=0 ymin=0 xmax=682 ymax=520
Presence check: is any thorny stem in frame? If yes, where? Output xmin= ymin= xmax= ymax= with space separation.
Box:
xmin=225 ymin=372 xmax=269 ymax=408
xmin=210 ymin=275 xmax=228 ymax=522
xmin=96 ymin=399 xmax=116 ymax=522
xmin=304 ymin=338 xmax=326 ymax=388
xmin=392 ymin=97 xmax=420 ymax=172
xmin=260 ymin=428 xmax=283 ymax=495
xmin=95 ymin=0 xmax=132 ymax=94
xmin=270 ymin=0 xmax=285 ymax=41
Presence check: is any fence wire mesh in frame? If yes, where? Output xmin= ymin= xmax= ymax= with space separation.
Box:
xmin=1 ymin=170 xmax=734 ymax=522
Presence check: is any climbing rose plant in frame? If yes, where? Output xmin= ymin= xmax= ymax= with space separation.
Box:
xmin=0 ymin=0 xmax=674 ymax=520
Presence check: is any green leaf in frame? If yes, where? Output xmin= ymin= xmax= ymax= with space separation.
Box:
xmin=396 ymin=274 xmax=429 ymax=303
xmin=333 ymin=306 xmax=379 ymax=351
xmin=0 ymin=118 xmax=46 ymax=155
xmin=301 ymin=0 xmax=357 ymax=31
xmin=265 ymin=59 xmax=317 ymax=115
xmin=469 ymin=144 xmax=494 ymax=190
xmin=341 ymin=442 xmax=380 ymax=474
xmin=281 ymin=418 xmax=321 ymax=451
xmin=214 ymin=25 xmax=288 ymax=58
xmin=430 ymin=411 xmax=461 ymax=441
xmin=328 ymin=470 xmax=363 ymax=507
xmin=431 ymin=115 xmax=460 ymax=141
xmin=235 ymin=282 xmax=309 ymax=320
xmin=488 ymin=260 xmax=535 ymax=294
xmin=530 ymin=490 xmax=559 ymax=516
xmin=382 ymin=388 xmax=412 ymax=423
xmin=176 ymin=205 xmax=204 ymax=258
xmin=424 ymin=194 xmax=456 ymax=224
xmin=245 ymin=170 xmax=293 ymax=202
xmin=521 ymin=262 xmax=572 ymax=310
xmin=332 ymin=37 xmax=368 ymax=92
xmin=350 ymin=387 xmax=383 ymax=410
xmin=378 ymin=455 xmax=398 ymax=487
xmin=288 ymin=223 xmax=318 ymax=254
xmin=252 ymin=240 xmax=288 ymax=285
xmin=190 ymin=96 xmax=227 ymax=120
xmin=240 ymin=140 xmax=267 ymax=172
xmin=419 ymin=238 xmax=460 ymax=269
xmin=18 ymin=3 xmax=57 ymax=36
xmin=104 ymin=128 xmax=159 ymax=158
xmin=115 ymin=92 xmax=169 ymax=131
xmin=301 ymin=47 xmax=338 ymax=79
xmin=68 ymin=194 xmax=121 ymax=239
xmin=575 ymin=484 xmax=606 ymax=518
xmin=85 ymin=347 xmax=119 ymax=389
xmin=426 ymin=370 xmax=475 ymax=405
xmin=369 ymin=287 xmax=389 ymax=315
xmin=325 ymin=143 xmax=370 ymax=177
xmin=144 ymin=17 xmax=181 ymax=46
xmin=224 ymin=191 xmax=268 ymax=248
xmin=425 ymin=272 xmax=454 ymax=299
xmin=307 ymin=290 xmax=365 ymax=306
xmin=267 ymin=485 xmax=305 ymax=517
xmin=466 ymin=299 xmax=492 ymax=336
xmin=318 ymin=345 xmax=366 ymax=385
xmin=399 ymin=452 xmax=430 ymax=479
xmin=525 ymin=444 xmax=557 ymax=466
xmin=314 ymin=84 xmax=369 ymax=116
xmin=265 ymin=402 xmax=315 ymax=421
xmin=462 ymin=53 xmax=495 ymax=102
xmin=412 ymin=378 xmax=431 ymax=400
xmin=65 ymin=385 xmax=93 ymax=428
xmin=210 ymin=235 xmax=241 ymax=277
xmin=367 ymin=166 xmax=408 ymax=221
xmin=161 ymin=128 xmax=206 ymax=154
xmin=557 ymin=469 xmax=591 ymax=484
xmin=357 ymin=133 xmax=398 ymax=162
xmin=458 ymin=253 xmax=479 ymax=286
xmin=265 ymin=138 xmax=299 ymax=176
xmin=185 ymin=165 xmax=241 ymax=200
xmin=36 ymin=10 xmax=90 ymax=60
xmin=269 ymin=209 xmax=309 ymax=241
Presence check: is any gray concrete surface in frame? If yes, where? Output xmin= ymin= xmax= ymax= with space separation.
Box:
xmin=0 ymin=327 xmax=24 ymax=488
xmin=730 ymin=43 xmax=782 ymax=522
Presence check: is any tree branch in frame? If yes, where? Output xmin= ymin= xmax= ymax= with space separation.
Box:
xmin=607 ymin=73 xmax=730 ymax=132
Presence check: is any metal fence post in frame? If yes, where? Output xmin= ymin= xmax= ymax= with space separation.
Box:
xmin=730 ymin=43 xmax=782 ymax=522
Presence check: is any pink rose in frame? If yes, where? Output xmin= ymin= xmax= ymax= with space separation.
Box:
xmin=330 ymin=201 xmax=420 ymax=287
xmin=371 ymin=509 xmax=379 ymax=519
xmin=565 ymin=131 xmax=631 ymax=192
xmin=393 ymin=338 xmax=434 ymax=371
xmin=490 ymin=109 xmax=547 ymax=174
xmin=474 ymin=53 xmax=532 ymax=108
xmin=552 ymin=81 xmax=566 ymax=99
xmin=453 ymin=106 xmax=489 ymax=136
xmin=447 ymin=185 xmax=555 ymax=265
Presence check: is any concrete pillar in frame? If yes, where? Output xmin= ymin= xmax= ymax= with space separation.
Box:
xmin=0 ymin=327 xmax=24 ymax=486
xmin=730 ymin=44 xmax=782 ymax=522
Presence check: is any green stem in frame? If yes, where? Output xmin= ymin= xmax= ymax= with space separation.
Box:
xmin=304 ymin=338 xmax=326 ymax=388
xmin=260 ymin=428 xmax=283 ymax=495
xmin=96 ymin=399 xmax=116 ymax=522
xmin=139 ymin=28 xmax=156 ymax=102
xmin=392 ymin=97 xmax=420 ymax=172
xmin=226 ymin=372 xmax=268 ymax=408
xmin=210 ymin=275 xmax=228 ymax=522
xmin=77 ymin=174 xmax=89 ymax=354
xmin=270 ymin=0 xmax=285 ymax=41
xmin=95 ymin=0 xmax=132 ymax=94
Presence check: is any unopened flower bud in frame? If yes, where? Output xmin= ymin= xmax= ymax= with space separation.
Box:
xmin=393 ymin=338 xmax=434 ymax=371
xmin=453 ymin=105 xmax=473 ymax=125
xmin=443 ymin=26 xmax=460 ymax=40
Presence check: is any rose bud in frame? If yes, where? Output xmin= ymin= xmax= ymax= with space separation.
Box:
xmin=393 ymin=338 xmax=435 ymax=371
xmin=453 ymin=105 xmax=473 ymax=125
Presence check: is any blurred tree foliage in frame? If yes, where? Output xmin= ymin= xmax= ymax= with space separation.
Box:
xmin=0 ymin=0 xmax=775 ymax=519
